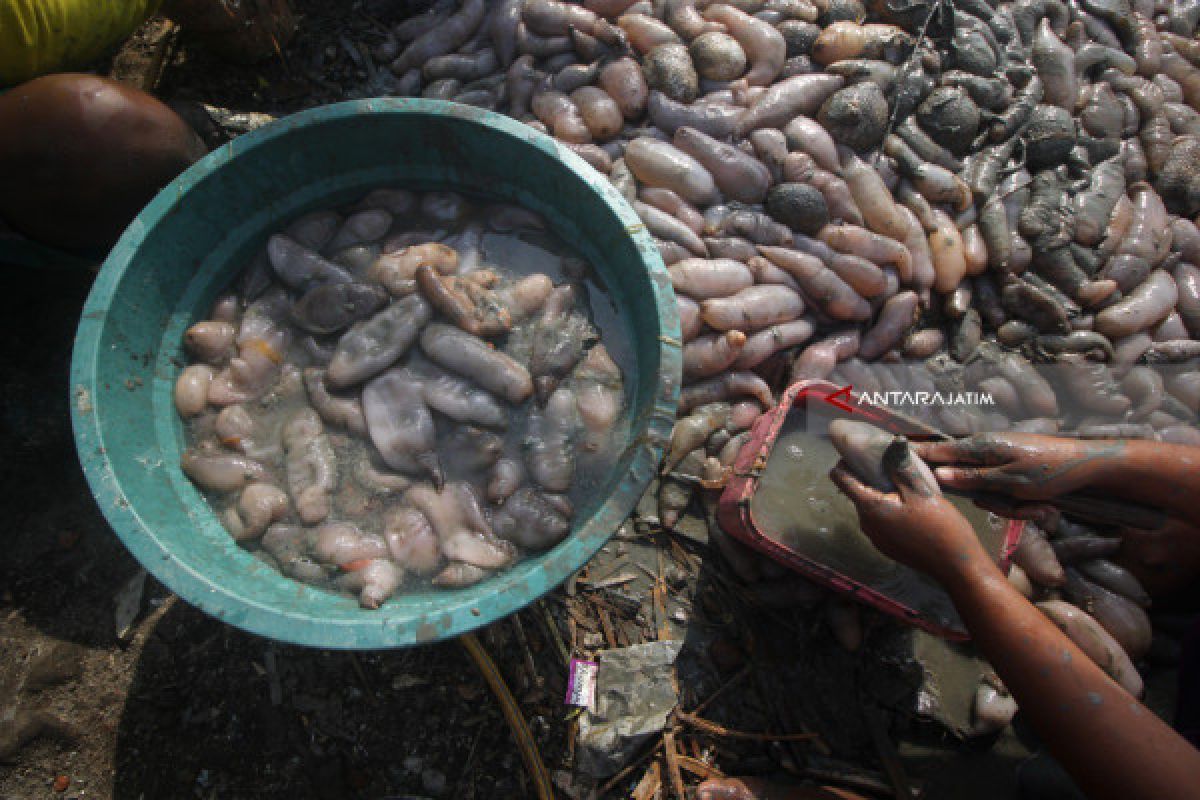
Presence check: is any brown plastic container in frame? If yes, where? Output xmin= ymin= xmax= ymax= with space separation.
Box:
xmin=718 ymin=380 xmax=1023 ymax=640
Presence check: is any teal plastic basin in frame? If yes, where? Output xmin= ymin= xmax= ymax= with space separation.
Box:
xmin=70 ymin=99 xmax=681 ymax=649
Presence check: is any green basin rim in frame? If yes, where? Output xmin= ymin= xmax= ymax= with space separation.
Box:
xmin=70 ymin=98 xmax=681 ymax=649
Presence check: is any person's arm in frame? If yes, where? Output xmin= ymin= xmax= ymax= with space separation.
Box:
xmin=830 ymin=455 xmax=1200 ymax=800
xmin=942 ymin=556 xmax=1200 ymax=800
xmin=913 ymin=434 xmax=1200 ymax=528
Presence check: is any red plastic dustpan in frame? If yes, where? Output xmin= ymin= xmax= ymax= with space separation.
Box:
xmin=718 ymin=380 xmax=1023 ymax=640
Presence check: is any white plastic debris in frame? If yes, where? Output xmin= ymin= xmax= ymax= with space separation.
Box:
xmin=114 ymin=568 xmax=147 ymax=642
xmin=576 ymin=639 xmax=683 ymax=778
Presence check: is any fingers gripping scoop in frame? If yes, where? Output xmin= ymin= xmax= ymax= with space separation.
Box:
xmin=882 ymin=437 xmax=942 ymax=498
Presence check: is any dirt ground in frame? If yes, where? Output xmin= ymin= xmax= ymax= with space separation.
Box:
xmin=0 ymin=3 xmax=1191 ymax=799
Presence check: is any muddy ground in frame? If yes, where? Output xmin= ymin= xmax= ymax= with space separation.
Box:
xmin=0 ymin=3 xmax=1188 ymax=799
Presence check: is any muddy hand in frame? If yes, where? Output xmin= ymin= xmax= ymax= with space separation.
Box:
xmin=912 ymin=433 xmax=1126 ymax=502
xmin=830 ymin=448 xmax=986 ymax=585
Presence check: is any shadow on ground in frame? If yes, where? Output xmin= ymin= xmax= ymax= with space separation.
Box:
xmin=0 ymin=266 xmax=143 ymax=646
xmin=672 ymin=538 xmax=1035 ymax=800
xmin=110 ymin=601 xmax=551 ymax=799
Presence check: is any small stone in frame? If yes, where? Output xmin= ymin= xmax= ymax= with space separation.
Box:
xmin=664 ymin=565 xmax=688 ymax=589
xmin=766 ymin=183 xmax=829 ymax=236
xmin=421 ymin=767 xmax=447 ymax=796
xmin=689 ymin=32 xmax=746 ymax=82
xmin=818 ymin=82 xmax=890 ymax=152
xmin=670 ymin=607 xmax=689 ymax=624
xmin=643 ymin=43 xmax=699 ymax=104
xmin=916 ymin=86 xmax=981 ymax=156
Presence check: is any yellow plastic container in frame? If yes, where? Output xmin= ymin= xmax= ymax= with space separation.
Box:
xmin=0 ymin=0 xmax=162 ymax=86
